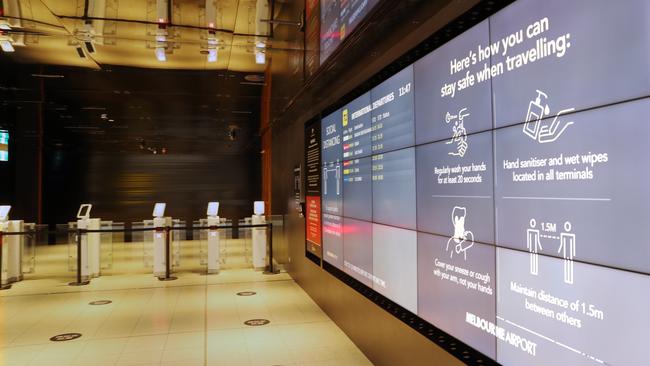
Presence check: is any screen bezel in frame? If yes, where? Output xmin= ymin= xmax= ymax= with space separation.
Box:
xmin=76 ymin=204 xmax=92 ymax=219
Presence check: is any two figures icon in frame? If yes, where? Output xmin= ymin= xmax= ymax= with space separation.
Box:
xmin=527 ymin=219 xmax=576 ymax=284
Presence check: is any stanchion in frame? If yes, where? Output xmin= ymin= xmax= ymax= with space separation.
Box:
xmin=158 ymin=226 xmax=177 ymax=281
xmin=69 ymin=228 xmax=90 ymax=286
xmin=263 ymin=223 xmax=279 ymax=275
xmin=0 ymin=231 xmax=12 ymax=290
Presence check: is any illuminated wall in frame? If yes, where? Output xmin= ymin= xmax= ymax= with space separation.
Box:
xmin=318 ymin=0 xmax=650 ymax=364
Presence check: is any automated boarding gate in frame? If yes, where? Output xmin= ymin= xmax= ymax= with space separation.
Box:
xmin=66 ymin=205 xmax=114 ymax=280
xmin=99 ymin=221 xmax=114 ymax=270
xmin=251 ymin=201 xmax=267 ymax=271
xmin=0 ymin=205 xmax=35 ymax=289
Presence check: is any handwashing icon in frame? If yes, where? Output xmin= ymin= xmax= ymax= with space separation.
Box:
xmin=445 ymin=206 xmax=474 ymax=260
xmin=523 ymin=90 xmax=575 ymax=143
xmin=445 ymin=107 xmax=470 ymax=157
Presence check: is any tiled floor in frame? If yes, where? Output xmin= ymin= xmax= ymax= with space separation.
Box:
xmin=0 ymin=242 xmax=373 ymax=366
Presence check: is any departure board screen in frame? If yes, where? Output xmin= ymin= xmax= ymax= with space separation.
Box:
xmin=320 ymin=0 xmax=380 ymax=63
xmin=319 ymin=0 xmax=650 ymax=364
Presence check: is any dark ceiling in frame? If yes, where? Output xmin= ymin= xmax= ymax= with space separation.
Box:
xmin=0 ymin=59 xmax=263 ymax=155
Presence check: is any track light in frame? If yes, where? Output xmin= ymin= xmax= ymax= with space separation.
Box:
xmin=75 ymin=45 xmax=86 ymax=58
xmin=155 ymin=46 xmax=166 ymax=61
xmin=0 ymin=20 xmax=11 ymax=31
xmin=84 ymin=41 xmax=95 ymax=53
xmin=0 ymin=39 xmax=14 ymax=52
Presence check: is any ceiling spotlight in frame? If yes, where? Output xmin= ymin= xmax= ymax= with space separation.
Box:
xmin=207 ymin=48 xmax=218 ymax=63
xmin=0 ymin=39 xmax=14 ymax=52
xmin=0 ymin=20 xmax=12 ymax=31
xmin=155 ymin=46 xmax=166 ymax=61
xmin=255 ymin=49 xmax=265 ymax=64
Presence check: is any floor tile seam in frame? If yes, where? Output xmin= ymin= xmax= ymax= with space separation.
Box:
xmin=203 ymin=319 xmax=335 ymax=333
xmin=0 ymin=275 xmax=293 ymax=298
xmin=126 ymin=288 xmax=156 ymax=343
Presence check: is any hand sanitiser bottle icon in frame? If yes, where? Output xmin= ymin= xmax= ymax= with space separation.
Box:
xmin=522 ymin=90 xmax=575 ymax=143
xmin=523 ymin=90 xmax=550 ymax=140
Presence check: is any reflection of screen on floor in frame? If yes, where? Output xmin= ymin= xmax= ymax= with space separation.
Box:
xmin=76 ymin=204 xmax=92 ymax=219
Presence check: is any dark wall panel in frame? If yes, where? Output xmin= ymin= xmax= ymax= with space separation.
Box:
xmin=1 ymin=64 xmax=262 ymax=226
xmin=43 ymin=150 xmax=260 ymax=225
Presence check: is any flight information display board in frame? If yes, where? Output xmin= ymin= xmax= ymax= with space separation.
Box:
xmin=319 ymin=0 xmax=650 ymax=364
xmin=320 ymin=0 xmax=380 ymax=63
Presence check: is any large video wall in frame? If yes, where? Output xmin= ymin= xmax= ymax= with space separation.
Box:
xmin=319 ymin=0 xmax=650 ymax=364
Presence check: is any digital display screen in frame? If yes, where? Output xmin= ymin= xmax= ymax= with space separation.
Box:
xmin=207 ymin=202 xmax=220 ymax=216
xmin=372 ymin=148 xmax=416 ymax=230
xmin=153 ymin=202 xmax=166 ymax=218
xmin=77 ymin=204 xmax=92 ymax=219
xmin=0 ymin=130 xmax=8 ymax=162
xmin=320 ymin=0 xmax=380 ymax=64
xmin=318 ymin=0 xmax=650 ymax=364
xmin=342 ymin=93 xmax=372 ymax=160
xmin=342 ymin=156 xmax=371 ymax=221
xmin=371 ymin=66 xmax=415 ymax=153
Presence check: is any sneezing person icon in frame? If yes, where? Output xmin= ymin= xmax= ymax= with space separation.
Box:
xmin=445 ymin=206 xmax=474 ymax=260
